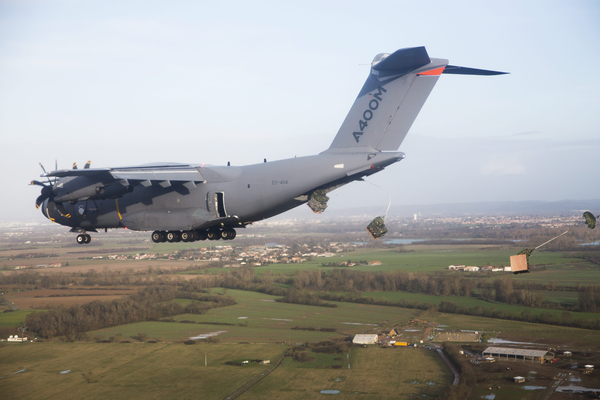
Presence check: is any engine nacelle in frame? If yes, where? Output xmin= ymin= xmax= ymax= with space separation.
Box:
xmin=53 ymin=177 xmax=132 ymax=202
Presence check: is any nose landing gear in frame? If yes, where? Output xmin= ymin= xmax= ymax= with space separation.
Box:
xmin=76 ymin=233 xmax=91 ymax=244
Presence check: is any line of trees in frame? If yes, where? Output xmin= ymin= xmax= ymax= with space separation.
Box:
xmin=25 ymin=286 xmax=236 ymax=339
xmin=578 ymin=285 xmax=600 ymax=312
xmin=315 ymin=292 xmax=600 ymax=330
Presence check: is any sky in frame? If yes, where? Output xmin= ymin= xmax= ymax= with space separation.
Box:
xmin=1 ymin=0 xmax=599 ymax=223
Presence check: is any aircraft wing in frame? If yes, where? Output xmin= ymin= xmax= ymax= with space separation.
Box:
xmin=43 ymin=164 xmax=206 ymax=185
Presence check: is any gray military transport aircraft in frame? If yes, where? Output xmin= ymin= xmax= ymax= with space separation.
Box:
xmin=32 ymin=46 xmax=506 ymax=244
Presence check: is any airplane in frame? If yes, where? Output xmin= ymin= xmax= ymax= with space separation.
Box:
xmin=31 ymin=46 xmax=507 ymax=244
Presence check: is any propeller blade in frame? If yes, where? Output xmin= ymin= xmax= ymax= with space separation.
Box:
xmin=35 ymin=194 xmax=45 ymax=209
xmin=35 ymin=186 xmax=53 ymax=209
xmin=39 ymin=162 xmax=54 ymax=186
xmin=84 ymin=160 xmax=91 ymax=169
xmin=30 ymin=180 xmax=47 ymax=187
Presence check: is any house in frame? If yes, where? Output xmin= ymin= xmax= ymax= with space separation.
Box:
xmin=464 ymin=266 xmax=479 ymax=272
xmin=514 ymin=376 xmax=525 ymax=383
xmin=388 ymin=328 xmax=400 ymax=337
xmin=352 ymin=334 xmax=378 ymax=345
xmin=448 ymin=265 xmax=465 ymax=271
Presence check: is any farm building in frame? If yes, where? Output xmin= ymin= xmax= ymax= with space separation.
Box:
xmin=7 ymin=335 xmax=27 ymax=342
xmin=482 ymin=347 xmax=554 ymax=364
xmin=352 ymin=334 xmax=378 ymax=345
xmin=388 ymin=328 xmax=400 ymax=337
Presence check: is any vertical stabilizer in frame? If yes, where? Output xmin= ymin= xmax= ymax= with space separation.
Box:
xmin=325 ymin=47 xmax=448 ymax=153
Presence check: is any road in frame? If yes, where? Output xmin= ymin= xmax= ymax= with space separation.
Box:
xmin=435 ymin=347 xmax=460 ymax=386
xmin=1 ymin=297 xmax=18 ymax=311
xmin=540 ymin=373 xmax=566 ymax=400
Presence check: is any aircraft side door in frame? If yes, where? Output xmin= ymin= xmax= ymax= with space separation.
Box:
xmin=207 ymin=191 xmax=227 ymax=218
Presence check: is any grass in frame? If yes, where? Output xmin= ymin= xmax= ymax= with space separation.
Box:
xmin=243 ymin=346 xmax=452 ymax=399
xmin=90 ymin=288 xmax=418 ymax=342
xmin=180 ymin=246 xmax=600 ymax=288
xmin=0 ymin=310 xmax=35 ymax=327
xmin=0 ymin=342 xmax=284 ymax=400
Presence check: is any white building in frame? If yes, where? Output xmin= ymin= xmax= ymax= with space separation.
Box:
xmin=7 ymin=335 xmax=27 ymax=342
xmin=352 ymin=334 xmax=378 ymax=345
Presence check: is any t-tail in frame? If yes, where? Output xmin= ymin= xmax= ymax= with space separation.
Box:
xmin=324 ymin=46 xmax=507 ymax=153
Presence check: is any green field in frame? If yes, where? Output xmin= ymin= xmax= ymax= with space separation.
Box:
xmin=180 ymin=246 xmax=600 ymax=288
xmin=92 ymin=289 xmax=417 ymax=342
xmin=244 ymin=346 xmax=452 ymax=399
xmin=0 ymin=310 xmax=34 ymax=328
xmin=0 ymin=342 xmax=285 ymax=400
xmin=0 ymin=342 xmax=454 ymax=400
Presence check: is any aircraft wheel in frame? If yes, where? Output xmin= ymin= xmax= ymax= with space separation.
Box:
xmin=159 ymin=231 xmax=167 ymax=242
xmin=77 ymin=234 xmax=86 ymax=244
xmin=196 ymin=230 xmax=207 ymax=241
xmin=181 ymin=231 xmax=193 ymax=242
xmin=188 ymin=230 xmax=197 ymax=242
xmin=151 ymin=231 xmax=161 ymax=243
xmin=84 ymin=234 xmax=91 ymax=244
xmin=167 ymin=231 xmax=180 ymax=242
xmin=207 ymin=229 xmax=220 ymax=241
xmin=222 ymin=229 xmax=236 ymax=240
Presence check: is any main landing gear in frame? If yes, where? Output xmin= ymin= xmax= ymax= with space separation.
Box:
xmin=151 ymin=228 xmax=236 ymax=243
xmin=76 ymin=233 xmax=91 ymax=244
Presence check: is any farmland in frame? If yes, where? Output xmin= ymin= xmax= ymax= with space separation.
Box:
xmin=90 ymin=288 xmax=417 ymax=342
xmin=0 ymin=342 xmax=285 ymax=400
xmin=1 ymin=220 xmax=600 ymax=399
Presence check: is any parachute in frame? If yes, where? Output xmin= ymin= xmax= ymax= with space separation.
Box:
xmin=583 ymin=211 xmax=596 ymax=229
xmin=367 ymin=216 xmax=388 ymax=239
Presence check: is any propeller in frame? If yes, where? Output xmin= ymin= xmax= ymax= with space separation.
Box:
xmin=35 ymin=185 xmax=53 ymax=209
xmin=34 ymin=161 xmax=71 ymax=217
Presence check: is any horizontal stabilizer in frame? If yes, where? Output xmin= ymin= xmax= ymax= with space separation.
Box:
xmin=443 ymin=65 xmax=508 ymax=75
